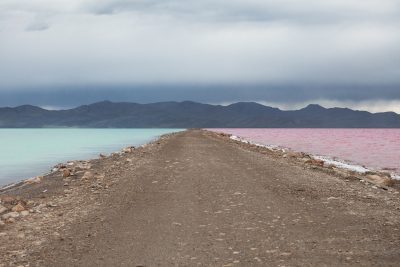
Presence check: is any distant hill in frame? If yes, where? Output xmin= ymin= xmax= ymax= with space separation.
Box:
xmin=1 ymin=101 xmax=400 ymax=128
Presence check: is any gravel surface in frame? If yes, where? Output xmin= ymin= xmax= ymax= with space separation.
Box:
xmin=1 ymin=129 xmax=400 ymax=266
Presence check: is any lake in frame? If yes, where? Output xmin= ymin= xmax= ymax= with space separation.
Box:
xmin=0 ymin=129 xmax=182 ymax=185
xmin=211 ymin=128 xmax=400 ymax=176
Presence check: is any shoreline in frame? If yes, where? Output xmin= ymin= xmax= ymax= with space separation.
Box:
xmin=1 ymin=128 xmax=398 ymax=202
xmin=0 ymin=131 xmax=182 ymax=192
xmin=212 ymin=131 xmax=399 ymax=190
xmin=0 ymin=129 xmax=399 ymax=265
xmin=2 ymin=128 xmax=398 ymax=192
xmin=227 ymin=133 xmax=400 ymax=180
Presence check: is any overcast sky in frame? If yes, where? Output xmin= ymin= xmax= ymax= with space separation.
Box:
xmin=0 ymin=0 xmax=400 ymax=112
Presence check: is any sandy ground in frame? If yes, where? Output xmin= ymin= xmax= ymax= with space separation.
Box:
xmin=1 ymin=129 xmax=400 ymax=266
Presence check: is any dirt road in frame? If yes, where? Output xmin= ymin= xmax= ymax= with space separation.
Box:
xmin=2 ymin=130 xmax=400 ymax=266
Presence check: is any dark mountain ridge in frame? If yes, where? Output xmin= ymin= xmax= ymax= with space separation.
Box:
xmin=0 ymin=101 xmax=399 ymax=128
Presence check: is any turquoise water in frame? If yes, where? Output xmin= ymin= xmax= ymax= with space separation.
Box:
xmin=0 ymin=129 xmax=182 ymax=186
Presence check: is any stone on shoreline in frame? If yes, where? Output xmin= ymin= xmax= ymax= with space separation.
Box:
xmin=62 ymin=169 xmax=71 ymax=178
xmin=305 ymin=159 xmax=325 ymax=167
xmin=365 ymin=171 xmax=391 ymax=178
xmin=122 ymin=146 xmax=135 ymax=153
xmin=366 ymin=174 xmax=395 ymax=187
xmin=287 ymin=152 xmax=305 ymax=158
xmin=24 ymin=176 xmax=43 ymax=184
xmin=11 ymin=203 xmax=25 ymax=212
xmin=218 ymin=132 xmax=232 ymax=137
xmin=111 ymin=152 xmax=121 ymax=157
xmin=77 ymin=161 xmax=91 ymax=170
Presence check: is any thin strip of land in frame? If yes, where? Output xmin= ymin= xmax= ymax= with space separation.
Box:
xmin=1 ymin=129 xmax=400 ymax=266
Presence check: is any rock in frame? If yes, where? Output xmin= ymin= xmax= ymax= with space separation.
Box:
xmin=327 ymin=197 xmax=339 ymax=200
xmin=366 ymin=174 xmax=394 ymax=187
xmin=305 ymin=159 xmax=324 ymax=167
xmin=62 ymin=169 xmax=71 ymax=178
xmin=95 ymin=174 xmax=105 ymax=181
xmin=325 ymin=164 xmax=336 ymax=169
xmin=54 ymin=163 xmax=67 ymax=171
xmin=35 ymin=203 xmax=46 ymax=211
xmin=6 ymin=217 xmax=15 ymax=223
xmin=365 ymin=171 xmax=391 ymax=178
xmin=1 ymin=211 xmax=20 ymax=220
xmin=25 ymin=175 xmax=43 ymax=184
xmin=82 ymin=171 xmax=93 ymax=180
xmin=0 ymin=204 xmax=8 ymax=214
xmin=0 ymin=220 xmax=5 ymax=228
xmin=122 ymin=146 xmax=135 ymax=153
xmin=99 ymin=153 xmax=107 ymax=159
xmin=69 ymin=161 xmax=91 ymax=170
xmin=0 ymin=196 xmax=18 ymax=205
xmin=299 ymin=157 xmax=311 ymax=163
xmin=287 ymin=152 xmax=304 ymax=158
xmin=20 ymin=210 xmax=30 ymax=217
xmin=12 ymin=203 xmax=26 ymax=212
xmin=46 ymin=202 xmax=58 ymax=208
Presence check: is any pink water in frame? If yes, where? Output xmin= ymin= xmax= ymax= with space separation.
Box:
xmin=212 ymin=129 xmax=400 ymax=174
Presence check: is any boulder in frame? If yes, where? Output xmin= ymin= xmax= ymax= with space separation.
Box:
xmin=6 ymin=217 xmax=15 ymax=223
xmin=54 ymin=163 xmax=67 ymax=170
xmin=12 ymin=203 xmax=26 ymax=212
xmin=0 ymin=204 xmax=8 ymax=214
xmin=365 ymin=171 xmax=391 ymax=177
xmin=122 ymin=146 xmax=135 ymax=153
xmin=305 ymin=159 xmax=324 ymax=167
xmin=287 ymin=152 xmax=304 ymax=158
xmin=82 ymin=171 xmax=93 ymax=180
xmin=62 ymin=169 xmax=71 ymax=178
xmin=366 ymin=174 xmax=394 ymax=187
xmin=25 ymin=176 xmax=43 ymax=184
xmin=20 ymin=210 xmax=30 ymax=216
xmin=76 ymin=162 xmax=91 ymax=170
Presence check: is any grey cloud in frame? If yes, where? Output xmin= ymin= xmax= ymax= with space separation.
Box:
xmin=0 ymin=0 xmax=400 ymax=111
xmin=1 ymin=84 xmax=399 ymax=104
xmin=25 ymin=21 xmax=50 ymax=31
xmin=83 ymin=0 xmax=400 ymax=23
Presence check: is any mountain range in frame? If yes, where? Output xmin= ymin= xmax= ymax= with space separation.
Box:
xmin=0 ymin=101 xmax=399 ymax=128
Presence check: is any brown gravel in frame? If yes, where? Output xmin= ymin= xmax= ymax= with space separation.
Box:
xmin=1 ymin=129 xmax=400 ymax=266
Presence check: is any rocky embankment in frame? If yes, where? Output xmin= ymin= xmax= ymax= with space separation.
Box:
xmin=224 ymin=133 xmax=399 ymax=190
